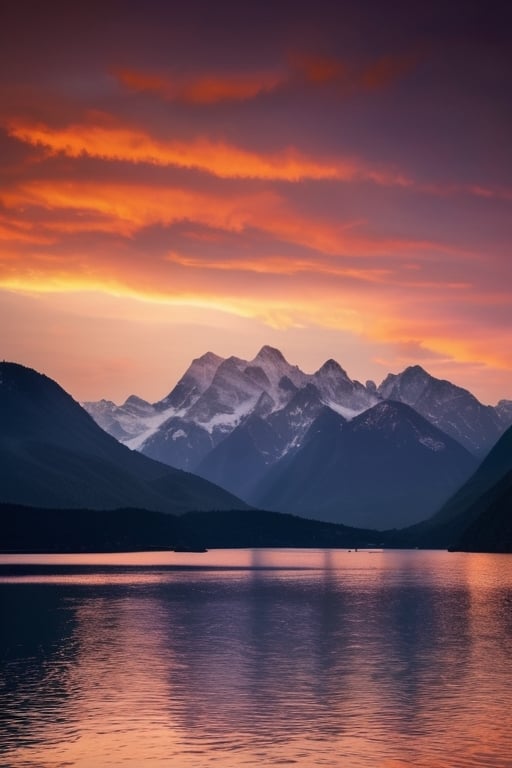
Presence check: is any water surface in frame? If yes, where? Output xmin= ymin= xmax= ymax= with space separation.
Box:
xmin=1 ymin=549 xmax=512 ymax=767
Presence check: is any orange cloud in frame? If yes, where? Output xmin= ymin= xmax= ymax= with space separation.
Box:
xmin=1 ymin=186 xmax=510 ymax=383
xmin=11 ymin=117 xmax=512 ymax=201
xmin=1 ymin=176 xmax=464 ymax=263
xmin=116 ymin=68 xmax=285 ymax=103
xmin=1 ymin=180 xmax=285 ymax=237
xmin=4 ymin=254 xmax=511 ymax=379
xmin=11 ymin=117 xmax=510 ymax=201
xmin=0 ymin=180 xmax=484 ymax=351
xmin=0 ymin=216 xmax=55 ymax=244
xmin=7 ymin=117 xmax=401 ymax=184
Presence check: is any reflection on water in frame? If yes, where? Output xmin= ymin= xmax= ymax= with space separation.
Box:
xmin=1 ymin=550 xmax=512 ymax=767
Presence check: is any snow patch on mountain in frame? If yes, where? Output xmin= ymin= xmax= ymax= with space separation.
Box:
xmin=201 ymin=398 xmax=260 ymax=435
xmin=325 ymin=401 xmax=361 ymax=420
xmin=123 ymin=407 xmax=179 ymax=450
xmin=84 ymin=346 xmax=510 ymax=481
xmin=419 ymin=436 xmax=446 ymax=451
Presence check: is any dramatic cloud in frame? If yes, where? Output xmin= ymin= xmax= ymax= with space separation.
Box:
xmin=6 ymin=117 xmax=411 ymax=184
xmin=1 ymin=1 xmax=511 ymax=403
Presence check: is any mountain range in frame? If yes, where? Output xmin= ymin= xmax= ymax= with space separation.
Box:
xmin=1 ymin=354 xmax=511 ymax=552
xmin=84 ymin=346 xmax=512 ymax=529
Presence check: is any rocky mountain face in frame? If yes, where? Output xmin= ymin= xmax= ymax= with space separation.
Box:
xmin=82 ymin=346 xmax=511 ymax=529
xmin=496 ymin=399 xmax=512 ymax=428
xmin=84 ymin=346 xmax=379 ymax=459
xmin=378 ymin=365 xmax=505 ymax=456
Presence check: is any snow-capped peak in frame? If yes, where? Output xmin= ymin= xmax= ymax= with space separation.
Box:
xmin=249 ymin=346 xmax=307 ymax=393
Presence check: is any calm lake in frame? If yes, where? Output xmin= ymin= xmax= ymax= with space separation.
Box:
xmin=1 ymin=549 xmax=512 ymax=768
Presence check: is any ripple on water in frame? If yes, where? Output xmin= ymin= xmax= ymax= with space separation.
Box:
xmin=1 ymin=550 xmax=512 ymax=767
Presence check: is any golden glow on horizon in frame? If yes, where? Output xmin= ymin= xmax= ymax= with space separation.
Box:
xmin=2 ymin=167 xmax=511 ymax=387
xmin=2 ymin=269 xmax=511 ymax=376
xmin=1 ymin=13 xmax=511 ymax=407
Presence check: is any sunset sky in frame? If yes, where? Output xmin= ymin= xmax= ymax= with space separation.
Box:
xmin=1 ymin=0 xmax=511 ymax=404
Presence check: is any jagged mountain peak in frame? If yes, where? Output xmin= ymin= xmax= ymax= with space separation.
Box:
xmin=247 ymin=346 xmax=307 ymax=394
xmin=216 ymin=356 xmax=247 ymax=374
xmin=83 ymin=397 xmax=116 ymax=407
xmin=124 ymin=394 xmax=151 ymax=408
xmin=252 ymin=345 xmax=288 ymax=365
xmin=156 ymin=350 xmax=225 ymax=412
xmin=178 ymin=350 xmax=225 ymax=382
xmin=196 ymin=351 xmax=224 ymax=365
xmin=82 ymin=348 xmax=509 ymax=482
xmin=403 ymin=364 xmax=431 ymax=377
xmin=311 ymin=358 xmax=377 ymax=418
xmin=377 ymin=365 xmax=502 ymax=455
xmin=315 ymin=358 xmax=349 ymax=379
xmin=379 ymin=364 xmax=430 ymax=392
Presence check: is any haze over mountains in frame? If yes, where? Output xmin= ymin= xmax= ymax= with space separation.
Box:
xmin=84 ymin=346 xmax=512 ymax=529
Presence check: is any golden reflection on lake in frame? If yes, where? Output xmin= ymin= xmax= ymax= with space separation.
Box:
xmin=1 ymin=550 xmax=512 ymax=767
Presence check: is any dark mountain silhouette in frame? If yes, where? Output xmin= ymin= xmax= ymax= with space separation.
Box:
xmin=450 ymin=470 xmax=512 ymax=552
xmin=425 ymin=423 xmax=512 ymax=529
xmin=0 ymin=362 xmax=247 ymax=514
xmin=401 ymin=424 xmax=512 ymax=550
xmin=0 ymin=502 xmax=391 ymax=553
